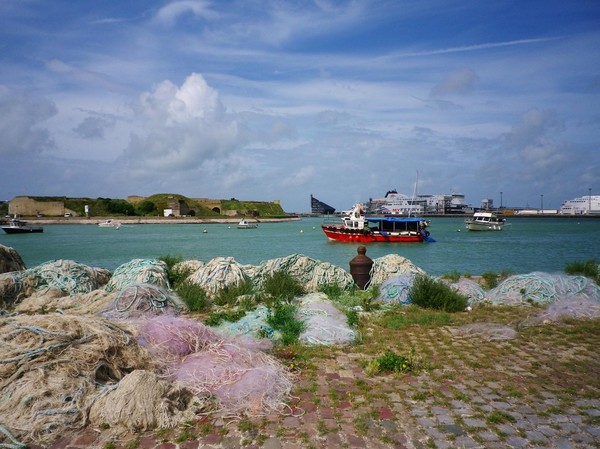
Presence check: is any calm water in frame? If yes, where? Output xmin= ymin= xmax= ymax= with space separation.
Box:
xmin=1 ymin=217 xmax=599 ymax=276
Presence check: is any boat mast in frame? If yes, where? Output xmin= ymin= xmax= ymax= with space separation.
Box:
xmin=409 ymin=170 xmax=419 ymax=217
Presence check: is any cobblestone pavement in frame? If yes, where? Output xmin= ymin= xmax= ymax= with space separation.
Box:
xmin=28 ymin=312 xmax=600 ymax=449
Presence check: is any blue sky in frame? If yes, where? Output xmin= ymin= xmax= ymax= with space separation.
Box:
xmin=1 ymin=0 xmax=599 ymax=212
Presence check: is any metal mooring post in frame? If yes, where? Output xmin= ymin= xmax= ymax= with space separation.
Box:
xmin=349 ymin=245 xmax=374 ymax=290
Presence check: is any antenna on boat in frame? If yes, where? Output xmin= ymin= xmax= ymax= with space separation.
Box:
xmin=409 ymin=170 xmax=419 ymax=217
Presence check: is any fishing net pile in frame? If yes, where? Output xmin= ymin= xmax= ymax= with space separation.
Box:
xmin=0 ymin=272 xmax=24 ymax=308
xmin=87 ymin=369 xmax=205 ymax=433
xmin=14 ymin=289 xmax=115 ymax=316
xmin=485 ymin=272 xmax=600 ymax=306
xmin=377 ymin=273 xmax=417 ymax=305
xmin=172 ymin=259 xmax=205 ymax=278
xmin=444 ymin=279 xmax=486 ymax=305
xmin=105 ymin=259 xmax=169 ymax=292
xmin=520 ymin=296 xmax=600 ymax=327
xmin=250 ymin=254 xmax=354 ymax=292
xmin=185 ymin=257 xmax=250 ymax=298
xmin=134 ymin=315 xmax=294 ymax=416
xmin=101 ymin=283 xmax=187 ymax=320
xmin=1 ymin=260 xmax=111 ymax=308
xmin=369 ymin=254 xmax=426 ymax=286
xmin=0 ymin=313 xmax=152 ymax=445
xmin=448 ymin=323 xmax=519 ymax=341
xmin=214 ymin=305 xmax=276 ymax=341
xmin=0 ymin=243 xmax=26 ymax=273
xmin=298 ymin=293 xmax=357 ymax=345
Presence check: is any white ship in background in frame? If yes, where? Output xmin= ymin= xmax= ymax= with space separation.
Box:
xmin=368 ymin=190 xmax=424 ymax=215
xmin=366 ymin=190 xmax=470 ymax=215
xmin=559 ymin=195 xmax=600 ymax=215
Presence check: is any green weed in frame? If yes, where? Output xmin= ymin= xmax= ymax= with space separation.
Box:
xmin=175 ymin=280 xmax=210 ymax=312
xmin=214 ymin=279 xmax=255 ymax=306
xmin=564 ymin=258 xmax=599 ymax=285
xmin=486 ymin=410 xmax=516 ymax=424
xmin=267 ymin=303 xmax=306 ymax=345
xmin=409 ymin=275 xmax=468 ymax=312
xmin=263 ymin=271 xmax=305 ymax=300
xmin=380 ymin=305 xmax=452 ymax=329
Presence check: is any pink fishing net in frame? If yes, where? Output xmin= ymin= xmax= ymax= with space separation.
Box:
xmin=133 ymin=315 xmax=293 ymax=416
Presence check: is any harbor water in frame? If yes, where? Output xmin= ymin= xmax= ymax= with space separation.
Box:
xmin=1 ymin=217 xmax=599 ymax=277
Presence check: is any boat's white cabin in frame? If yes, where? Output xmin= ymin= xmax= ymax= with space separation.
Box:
xmin=341 ymin=204 xmax=367 ymax=230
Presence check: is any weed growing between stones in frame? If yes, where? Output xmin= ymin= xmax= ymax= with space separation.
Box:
xmin=365 ymin=347 xmax=422 ymax=376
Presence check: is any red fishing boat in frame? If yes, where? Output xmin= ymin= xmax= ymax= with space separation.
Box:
xmin=321 ymin=203 xmax=434 ymax=243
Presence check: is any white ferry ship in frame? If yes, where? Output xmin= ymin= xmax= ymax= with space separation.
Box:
xmin=368 ymin=190 xmax=424 ymax=215
xmin=559 ymin=195 xmax=600 ymax=215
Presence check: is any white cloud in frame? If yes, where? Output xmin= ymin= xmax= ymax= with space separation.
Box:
xmin=122 ymin=73 xmax=240 ymax=172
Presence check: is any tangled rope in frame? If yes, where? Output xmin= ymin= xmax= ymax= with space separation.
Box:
xmin=102 ymin=283 xmax=186 ymax=320
xmin=186 ymin=257 xmax=249 ymax=298
xmin=0 ymin=423 xmax=27 ymax=449
xmin=105 ymin=259 xmax=170 ymax=292
xmin=486 ymin=272 xmax=600 ymax=305
xmin=17 ymin=260 xmax=111 ymax=297
xmin=251 ymin=254 xmax=354 ymax=292
xmin=0 ymin=314 xmax=149 ymax=445
xmin=298 ymin=293 xmax=357 ymax=345
xmin=369 ymin=254 xmax=425 ymax=286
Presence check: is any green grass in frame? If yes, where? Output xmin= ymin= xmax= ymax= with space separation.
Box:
xmin=409 ymin=275 xmax=468 ymax=312
xmin=263 ymin=271 xmax=305 ymax=301
xmin=564 ymin=258 xmax=599 ymax=285
xmin=204 ymin=309 xmax=247 ymax=326
xmin=486 ymin=410 xmax=516 ymax=424
xmin=380 ymin=305 xmax=453 ymax=329
xmin=175 ymin=280 xmax=210 ymax=312
xmin=267 ymin=303 xmax=306 ymax=345
xmin=366 ymin=349 xmax=415 ymax=375
xmin=214 ymin=279 xmax=255 ymax=306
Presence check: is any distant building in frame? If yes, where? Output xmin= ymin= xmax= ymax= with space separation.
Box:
xmin=310 ymin=195 xmax=335 ymax=214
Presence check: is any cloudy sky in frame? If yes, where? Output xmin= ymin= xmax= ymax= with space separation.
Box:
xmin=1 ymin=0 xmax=599 ymax=212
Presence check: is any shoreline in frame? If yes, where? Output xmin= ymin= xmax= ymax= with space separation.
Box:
xmin=16 ymin=216 xmax=302 ymax=225
xmin=19 ymin=214 xmax=600 ymax=225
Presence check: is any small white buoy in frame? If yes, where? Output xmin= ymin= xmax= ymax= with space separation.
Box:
xmin=300 ymin=229 xmax=304 ymax=233
xmin=457 ymin=229 xmax=461 ymax=232
xmin=203 ymin=229 xmax=208 ymax=233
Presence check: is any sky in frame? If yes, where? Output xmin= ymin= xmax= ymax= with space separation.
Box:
xmin=1 ymin=0 xmax=599 ymax=213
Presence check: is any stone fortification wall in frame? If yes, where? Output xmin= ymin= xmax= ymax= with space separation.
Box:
xmin=8 ymin=197 xmax=65 ymax=216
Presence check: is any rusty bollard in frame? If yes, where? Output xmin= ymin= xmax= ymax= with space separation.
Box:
xmin=349 ymin=246 xmax=374 ymax=290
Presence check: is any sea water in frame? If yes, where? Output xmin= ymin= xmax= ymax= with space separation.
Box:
xmin=1 ymin=217 xmax=599 ymax=277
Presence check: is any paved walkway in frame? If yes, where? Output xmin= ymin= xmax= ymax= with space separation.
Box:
xmin=27 ymin=311 xmax=600 ymax=449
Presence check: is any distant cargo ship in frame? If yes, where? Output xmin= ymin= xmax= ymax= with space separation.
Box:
xmin=311 ymin=195 xmax=335 ymax=214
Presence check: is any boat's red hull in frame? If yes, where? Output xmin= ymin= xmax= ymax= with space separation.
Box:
xmin=321 ymin=226 xmax=424 ymax=243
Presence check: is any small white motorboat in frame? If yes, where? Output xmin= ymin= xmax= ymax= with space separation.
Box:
xmin=237 ymin=218 xmax=258 ymax=229
xmin=464 ymin=212 xmax=505 ymax=231
xmin=98 ymin=219 xmax=121 ymax=229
